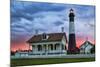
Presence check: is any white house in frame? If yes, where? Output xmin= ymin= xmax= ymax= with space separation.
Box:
xmin=80 ymin=41 xmax=94 ymax=54
xmin=27 ymin=32 xmax=67 ymax=56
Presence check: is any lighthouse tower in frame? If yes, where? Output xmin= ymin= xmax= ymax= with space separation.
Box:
xmin=68 ymin=9 xmax=76 ymax=53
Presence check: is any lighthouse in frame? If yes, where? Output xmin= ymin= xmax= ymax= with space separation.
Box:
xmin=68 ymin=9 xmax=76 ymax=53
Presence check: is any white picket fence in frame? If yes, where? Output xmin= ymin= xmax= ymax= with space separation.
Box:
xmin=11 ymin=54 xmax=95 ymax=59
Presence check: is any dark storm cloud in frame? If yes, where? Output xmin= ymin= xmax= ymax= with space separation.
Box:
xmin=54 ymin=21 xmax=64 ymax=26
xmin=11 ymin=0 xmax=66 ymax=22
xmin=11 ymin=11 xmax=34 ymax=21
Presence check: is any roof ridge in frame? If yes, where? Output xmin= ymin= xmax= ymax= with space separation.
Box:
xmin=79 ymin=40 xmax=94 ymax=48
xmin=27 ymin=32 xmax=67 ymax=43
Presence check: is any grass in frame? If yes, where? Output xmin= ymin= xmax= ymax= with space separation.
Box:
xmin=11 ymin=58 xmax=95 ymax=66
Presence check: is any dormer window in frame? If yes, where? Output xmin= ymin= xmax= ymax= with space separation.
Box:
xmin=43 ymin=33 xmax=46 ymax=39
xmin=42 ymin=33 xmax=48 ymax=40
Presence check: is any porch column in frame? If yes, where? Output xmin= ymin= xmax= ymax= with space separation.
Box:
xmin=32 ymin=45 xmax=36 ymax=53
xmin=60 ymin=44 xmax=62 ymax=55
xmin=42 ymin=45 xmax=43 ymax=51
xmin=46 ymin=44 xmax=48 ymax=55
xmin=32 ymin=45 xmax=34 ymax=51
xmin=35 ymin=45 xmax=37 ymax=52
xmin=40 ymin=44 xmax=42 ymax=55
xmin=48 ymin=44 xmax=50 ymax=52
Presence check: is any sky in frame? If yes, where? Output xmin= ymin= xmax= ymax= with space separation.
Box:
xmin=11 ymin=0 xmax=95 ymax=51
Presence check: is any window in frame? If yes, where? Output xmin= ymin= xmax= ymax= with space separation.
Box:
xmin=81 ymin=48 xmax=84 ymax=50
xmin=48 ymin=44 xmax=53 ymax=50
xmin=50 ymin=44 xmax=53 ymax=50
xmin=38 ymin=45 xmax=42 ymax=51
xmin=55 ymin=43 xmax=60 ymax=50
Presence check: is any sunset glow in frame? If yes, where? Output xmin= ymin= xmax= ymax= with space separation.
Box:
xmin=11 ymin=0 xmax=95 ymax=51
xmin=11 ymin=34 xmax=95 ymax=51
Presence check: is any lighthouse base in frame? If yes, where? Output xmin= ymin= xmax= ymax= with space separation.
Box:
xmin=68 ymin=34 xmax=79 ymax=54
xmin=68 ymin=48 xmax=79 ymax=54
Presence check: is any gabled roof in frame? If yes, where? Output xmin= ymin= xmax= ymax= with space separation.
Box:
xmin=79 ymin=41 xmax=94 ymax=48
xmin=27 ymin=33 xmax=67 ymax=43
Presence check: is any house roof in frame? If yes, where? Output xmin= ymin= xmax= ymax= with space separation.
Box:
xmin=27 ymin=33 xmax=67 ymax=43
xmin=79 ymin=41 xmax=94 ymax=48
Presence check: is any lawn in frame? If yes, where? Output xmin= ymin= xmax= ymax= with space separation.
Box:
xmin=11 ymin=58 xmax=95 ymax=66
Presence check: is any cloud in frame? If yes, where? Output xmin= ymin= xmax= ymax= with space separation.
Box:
xmin=11 ymin=0 xmax=67 ymax=22
xmin=11 ymin=0 xmax=95 ymax=44
xmin=54 ymin=21 xmax=64 ymax=26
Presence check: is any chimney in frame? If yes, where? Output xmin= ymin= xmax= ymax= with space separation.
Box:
xmin=61 ymin=27 xmax=64 ymax=32
xmin=35 ymin=29 xmax=38 ymax=35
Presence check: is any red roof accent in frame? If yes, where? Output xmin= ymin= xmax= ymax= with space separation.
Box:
xmin=27 ymin=33 xmax=67 ymax=43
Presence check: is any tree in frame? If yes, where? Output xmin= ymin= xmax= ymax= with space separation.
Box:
xmin=91 ymin=45 xmax=95 ymax=54
xmin=11 ymin=51 xmax=15 ymax=56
